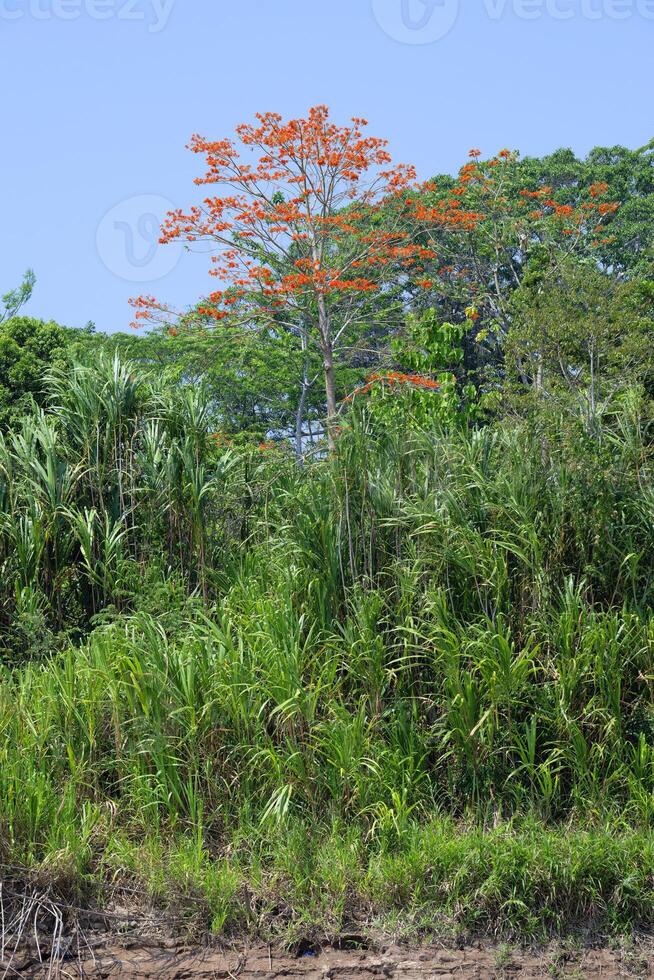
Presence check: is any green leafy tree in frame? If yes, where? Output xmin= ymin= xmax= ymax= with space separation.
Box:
xmin=505 ymin=256 xmax=654 ymax=434
xmin=0 ymin=316 xmax=77 ymax=428
xmin=380 ymin=140 xmax=651 ymax=391
xmin=403 ymin=149 xmax=622 ymax=383
xmin=348 ymin=310 xmax=478 ymax=431
xmin=103 ymin=322 xmax=332 ymax=452
xmin=1 ymin=269 xmax=36 ymax=323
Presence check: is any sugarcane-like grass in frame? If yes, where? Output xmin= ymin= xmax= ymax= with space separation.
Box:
xmin=1 ymin=358 xmax=654 ymax=938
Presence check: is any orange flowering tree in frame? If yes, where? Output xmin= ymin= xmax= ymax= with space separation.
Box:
xmin=404 ymin=149 xmax=620 ymax=375
xmin=132 ymin=106 xmax=445 ymax=448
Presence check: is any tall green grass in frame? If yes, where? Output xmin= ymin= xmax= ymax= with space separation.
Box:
xmin=1 ymin=358 xmax=654 ymax=936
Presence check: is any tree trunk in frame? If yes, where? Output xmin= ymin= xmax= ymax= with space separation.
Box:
xmin=535 ymin=351 xmax=544 ymax=393
xmin=317 ymin=294 xmax=337 ymax=450
xmin=295 ymin=353 xmax=310 ymax=462
xmin=323 ymin=346 xmax=337 ymax=450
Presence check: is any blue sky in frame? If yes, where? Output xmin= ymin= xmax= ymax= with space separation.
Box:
xmin=1 ymin=0 xmax=652 ymax=333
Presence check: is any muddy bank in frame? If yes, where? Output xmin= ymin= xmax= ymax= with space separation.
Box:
xmin=11 ymin=940 xmax=654 ymax=979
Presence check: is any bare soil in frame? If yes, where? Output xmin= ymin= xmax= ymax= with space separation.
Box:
xmin=2 ymin=881 xmax=652 ymax=979
xmin=9 ymin=940 xmax=654 ymax=979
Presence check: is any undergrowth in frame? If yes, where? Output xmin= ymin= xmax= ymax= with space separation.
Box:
xmin=2 ymin=357 xmax=654 ymax=940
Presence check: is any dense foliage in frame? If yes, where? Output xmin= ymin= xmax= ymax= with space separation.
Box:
xmin=2 ymin=125 xmax=654 ymax=940
xmin=129 ymin=116 xmax=654 ymax=452
xmin=0 ymin=355 xmax=654 ymax=935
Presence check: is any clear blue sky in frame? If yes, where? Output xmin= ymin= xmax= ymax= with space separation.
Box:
xmin=1 ymin=0 xmax=651 ymax=333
